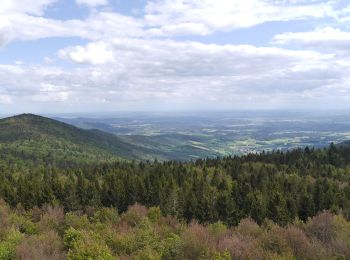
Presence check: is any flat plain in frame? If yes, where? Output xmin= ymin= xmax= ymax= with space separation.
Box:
xmin=56 ymin=110 xmax=350 ymax=160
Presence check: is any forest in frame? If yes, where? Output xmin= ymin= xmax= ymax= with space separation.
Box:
xmin=1 ymin=143 xmax=350 ymax=225
xmin=1 ymin=200 xmax=350 ymax=259
xmin=1 ymin=142 xmax=350 ymax=258
xmin=1 ymin=115 xmax=350 ymax=258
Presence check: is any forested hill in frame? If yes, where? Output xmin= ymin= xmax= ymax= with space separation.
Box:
xmin=1 ymin=113 xmax=350 ymax=226
xmin=0 ymin=138 xmax=350 ymax=225
xmin=0 ymin=113 xmax=161 ymax=167
xmin=1 ymin=115 xmax=350 ymax=258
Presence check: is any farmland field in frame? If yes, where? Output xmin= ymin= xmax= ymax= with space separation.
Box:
xmin=53 ymin=110 xmax=350 ymax=160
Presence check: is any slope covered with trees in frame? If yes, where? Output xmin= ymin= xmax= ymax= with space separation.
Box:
xmin=0 ymin=114 xmax=167 ymax=167
xmin=0 ymin=200 xmax=349 ymax=259
xmin=1 ymin=114 xmax=350 ymax=258
xmin=0 ymin=140 xmax=349 ymax=226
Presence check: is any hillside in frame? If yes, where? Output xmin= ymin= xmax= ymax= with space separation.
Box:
xmin=1 ymin=201 xmax=349 ymax=259
xmin=0 ymin=140 xmax=350 ymax=258
xmin=0 ymin=114 xmax=162 ymax=167
xmin=1 ymin=117 xmax=350 ymax=258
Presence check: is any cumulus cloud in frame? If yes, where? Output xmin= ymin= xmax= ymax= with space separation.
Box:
xmin=1 ymin=0 xmax=350 ymax=111
xmin=0 ymin=0 xmax=56 ymax=15
xmin=0 ymin=0 xmax=345 ymax=47
xmin=0 ymin=11 xmax=145 ymax=47
xmin=76 ymin=0 xmax=108 ymax=7
xmin=273 ymin=27 xmax=350 ymax=50
xmin=59 ymin=38 xmax=328 ymax=79
xmin=1 ymin=37 xmax=349 ymax=110
xmin=144 ymin=0 xmax=337 ymax=36
xmin=59 ymin=42 xmax=115 ymax=64
xmin=0 ymin=0 xmax=59 ymax=45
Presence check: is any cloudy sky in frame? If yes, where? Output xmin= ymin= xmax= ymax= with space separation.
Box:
xmin=0 ymin=0 xmax=350 ymax=113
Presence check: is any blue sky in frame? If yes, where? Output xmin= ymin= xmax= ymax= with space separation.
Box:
xmin=0 ymin=0 xmax=350 ymax=113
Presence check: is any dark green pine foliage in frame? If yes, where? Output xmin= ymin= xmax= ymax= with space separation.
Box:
xmin=0 ymin=113 xmax=169 ymax=165
xmin=0 ymin=142 xmax=350 ymax=226
xmin=1 ymin=114 xmax=350 ymax=225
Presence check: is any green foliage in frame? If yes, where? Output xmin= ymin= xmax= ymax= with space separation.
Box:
xmin=92 ymin=207 xmax=119 ymax=224
xmin=0 ymin=229 xmax=23 ymax=260
xmin=147 ymin=206 xmax=162 ymax=223
xmin=2 ymin=138 xmax=350 ymax=229
xmin=64 ymin=228 xmax=83 ymax=250
xmin=1 ymin=114 xmax=350 ymax=258
xmin=0 ymin=114 xmax=179 ymax=166
xmin=162 ymin=233 xmax=184 ymax=260
xmin=1 ymin=116 xmax=350 ymax=229
xmin=131 ymin=246 xmax=161 ymax=260
xmin=10 ymin=215 xmax=38 ymax=235
xmin=208 ymin=221 xmax=227 ymax=239
xmin=0 ymin=243 xmax=12 ymax=260
xmin=0 ymin=200 xmax=348 ymax=259
xmin=213 ymin=249 xmax=231 ymax=260
xmin=64 ymin=213 xmax=91 ymax=231
xmin=66 ymin=231 xmax=114 ymax=260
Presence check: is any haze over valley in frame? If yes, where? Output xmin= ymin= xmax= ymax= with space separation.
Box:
xmin=54 ymin=110 xmax=350 ymax=160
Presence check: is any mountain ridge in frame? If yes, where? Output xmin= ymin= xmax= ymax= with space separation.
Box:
xmin=1 ymin=113 xmax=348 ymax=167
xmin=0 ymin=113 xmax=163 ymax=167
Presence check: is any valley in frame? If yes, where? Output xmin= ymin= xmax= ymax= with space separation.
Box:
xmin=56 ymin=110 xmax=350 ymax=160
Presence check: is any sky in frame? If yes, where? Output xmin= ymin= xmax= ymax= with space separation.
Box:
xmin=0 ymin=0 xmax=350 ymax=113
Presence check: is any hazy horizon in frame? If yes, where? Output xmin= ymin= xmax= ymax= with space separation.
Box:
xmin=3 ymin=108 xmax=350 ymax=118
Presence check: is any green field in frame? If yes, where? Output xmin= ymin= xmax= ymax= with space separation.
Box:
xmin=58 ymin=111 xmax=350 ymax=160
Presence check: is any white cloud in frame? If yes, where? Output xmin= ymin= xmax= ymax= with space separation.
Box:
xmin=1 ymin=0 xmax=350 ymax=111
xmin=34 ymin=83 xmax=71 ymax=102
xmin=1 ymin=38 xmax=349 ymax=110
xmin=76 ymin=0 xmax=108 ymax=7
xmin=59 ymin=38 xmax=328 ymax=79
xmin=0 ymin=0 xmax=344 ymax=47
xmin=59 ymin=42 xmax=115 ymax=64
xmin=144 ymin=0 xmax=337 ymax=36
xmin=0 ymin=0 xmax=56 ymax=15
xmin=273 ymin=27 xmax=350 ymax=50
xmin=338 ymin=4 xmax=350 ymax=23
xmin=0 ymin=11 xmax=144 ymax=46
xmin=0 ymin=95 xmax=12 ymax=104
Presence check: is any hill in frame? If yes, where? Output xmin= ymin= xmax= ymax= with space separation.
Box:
xmin=0 ymin=113 xmax=163 ymax=167
xmin=0 ymin=118 xmax=350 ymax=258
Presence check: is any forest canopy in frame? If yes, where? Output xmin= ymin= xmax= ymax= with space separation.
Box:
xmin=1 ymin=143 xmax=350 ymax=226
xmin=0 ymin=200 xmax=350 ymax=259
xmin=1 ymin=115 xmax=350 ymax=259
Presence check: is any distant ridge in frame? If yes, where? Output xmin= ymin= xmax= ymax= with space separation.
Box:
xmin=336 ymin=140 xmax=350 ymax=147
xmin=0 ymin=113 xmax=162 ymax=166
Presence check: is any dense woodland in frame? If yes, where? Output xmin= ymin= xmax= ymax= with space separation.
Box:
xmin=1 ymin=200 xmax=350 ymax=259
xmin=1 ymin=144 xmax=350 ymax=226
xmin=1 ymin=114 xmax=350 ymax=258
